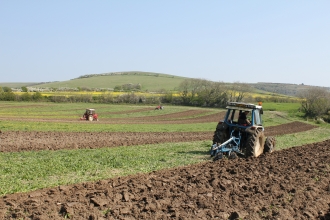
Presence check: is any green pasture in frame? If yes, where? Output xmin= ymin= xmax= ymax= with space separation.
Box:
xmin=0 ymin=101 xmax=329 ymax=196
xmin=261 ymin=102 xmax=301 ymax=112
xmin=0 ymin=141 xmax=211 ymax=195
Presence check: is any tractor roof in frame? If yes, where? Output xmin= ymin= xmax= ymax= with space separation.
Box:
xmin=226 ymin=102 xmax=262 ymax=111
xmin=86 ymin=108 xmax=95 ymax=111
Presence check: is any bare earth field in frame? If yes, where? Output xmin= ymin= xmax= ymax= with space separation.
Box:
xmin=0 ymin=111 xmax=329 ymax=219
xmin=0 ymin=140 xmax=329 ymax=219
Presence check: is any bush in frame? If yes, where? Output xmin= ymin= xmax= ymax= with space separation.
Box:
xmin=21 ymin=92 xmax=32 ymax=101
xmin=299 ymin=87 xmax=330 ymax=118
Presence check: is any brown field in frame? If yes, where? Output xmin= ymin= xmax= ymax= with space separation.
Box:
xmin=0 ymin=111 xmax=329 ymax=219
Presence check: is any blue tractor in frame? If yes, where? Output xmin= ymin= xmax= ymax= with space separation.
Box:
xmin=210 ymin=102 xmax=276 ymax=161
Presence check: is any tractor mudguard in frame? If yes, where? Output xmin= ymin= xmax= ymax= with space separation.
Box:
xmin=244 ymin=126 xmax=263 ymax=135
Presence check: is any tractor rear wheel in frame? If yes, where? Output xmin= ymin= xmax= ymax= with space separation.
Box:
xmin=245 ymin=129 xmax=265 ymax=158
xmin=264 ymin=136 xmax=276 ymax=153
xmin=212 ymin=129 xmax=228 ymax=145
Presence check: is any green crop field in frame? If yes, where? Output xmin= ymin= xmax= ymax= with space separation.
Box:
xmin=0 ymin=101 xmax=329 ymax=196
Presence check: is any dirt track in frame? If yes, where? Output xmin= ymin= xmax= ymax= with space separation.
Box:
xmin=0 ymin=121 xmax=317 ymax=153
xmin=1 ymin=140 xmax=330 ymax=219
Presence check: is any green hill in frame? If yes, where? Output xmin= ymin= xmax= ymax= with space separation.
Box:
xmin=32 ymin=71 xmax=188 ymax=92
xmin=1 ymin=71 xmax=329 ymax=96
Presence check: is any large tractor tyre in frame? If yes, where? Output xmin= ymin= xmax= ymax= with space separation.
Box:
xmin=245 ymin=130 xmax=266 ymax=158
xmin=88 ymin=115 xmax=93 ymax=121
xmin=264 ymin=136 xmax=276 ymax=153
xmin=212 ymin=129 xmax=227 ymax=145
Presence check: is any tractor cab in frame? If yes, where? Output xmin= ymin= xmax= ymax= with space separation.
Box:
xmin=224 ymin=102 xmax=263 ymax=128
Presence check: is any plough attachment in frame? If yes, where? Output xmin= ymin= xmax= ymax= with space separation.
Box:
xmin=210 ymin=130 xmax=244 ymax=160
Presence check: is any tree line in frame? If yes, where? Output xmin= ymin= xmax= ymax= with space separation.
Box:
xmin=0 ymin=80 xmax=253 ymax=107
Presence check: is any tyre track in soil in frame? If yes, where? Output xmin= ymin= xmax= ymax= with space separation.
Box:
xmin=1 ymin=139 xmax=330 ymax=219
xmin=0 ymin=121 xmax=317 ymax=153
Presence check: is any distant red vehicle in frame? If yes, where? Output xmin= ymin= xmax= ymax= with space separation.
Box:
xmin=80 ymin=108 xmax=98 ymax=121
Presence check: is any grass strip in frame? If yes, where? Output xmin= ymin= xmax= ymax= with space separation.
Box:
xmin=274 ymin=127 xmax=330 ymax=150
xmin=0 ymin=141 xmax=211 ymax=196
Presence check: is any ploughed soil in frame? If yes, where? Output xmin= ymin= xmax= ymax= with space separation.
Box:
xmin=0 ymin=121 xmax=317 ymax=153
xmin=0 ymin=140 xmax=330 ymax=219
xmin=0 ymin=109 xmax=327 ymax=219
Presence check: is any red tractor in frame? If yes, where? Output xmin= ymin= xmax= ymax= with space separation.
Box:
xmin=80 ymin=108 xmax=98 ymax=121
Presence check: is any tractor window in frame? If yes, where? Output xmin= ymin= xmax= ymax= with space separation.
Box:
xmin=226 ymin=109 xmax=236 ymax=124
xmin=233 ymin=110 xmax=240 ymax=123
xmin=226 ymin=109 xmax=233 ymax=123
xmin=226 ymin=109 xmax=241 ymax=124
xmin=254 ymin=110 xmax=262 ymax=125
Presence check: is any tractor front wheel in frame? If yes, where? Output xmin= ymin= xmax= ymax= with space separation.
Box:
xmin=245 ymin=129 xmax=265 ymax=158
xmin=264 ymin=136 xmax=276 ymax=153
xmin=88 ymin=115 xmax=93 ymax=121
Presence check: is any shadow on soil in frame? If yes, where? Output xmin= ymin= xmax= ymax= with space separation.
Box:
xmin=319 ymin=208 xmax=330 ymax=220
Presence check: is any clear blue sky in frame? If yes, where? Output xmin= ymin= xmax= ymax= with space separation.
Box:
xmin=1 ymin=1 xmax=329 ymax=87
